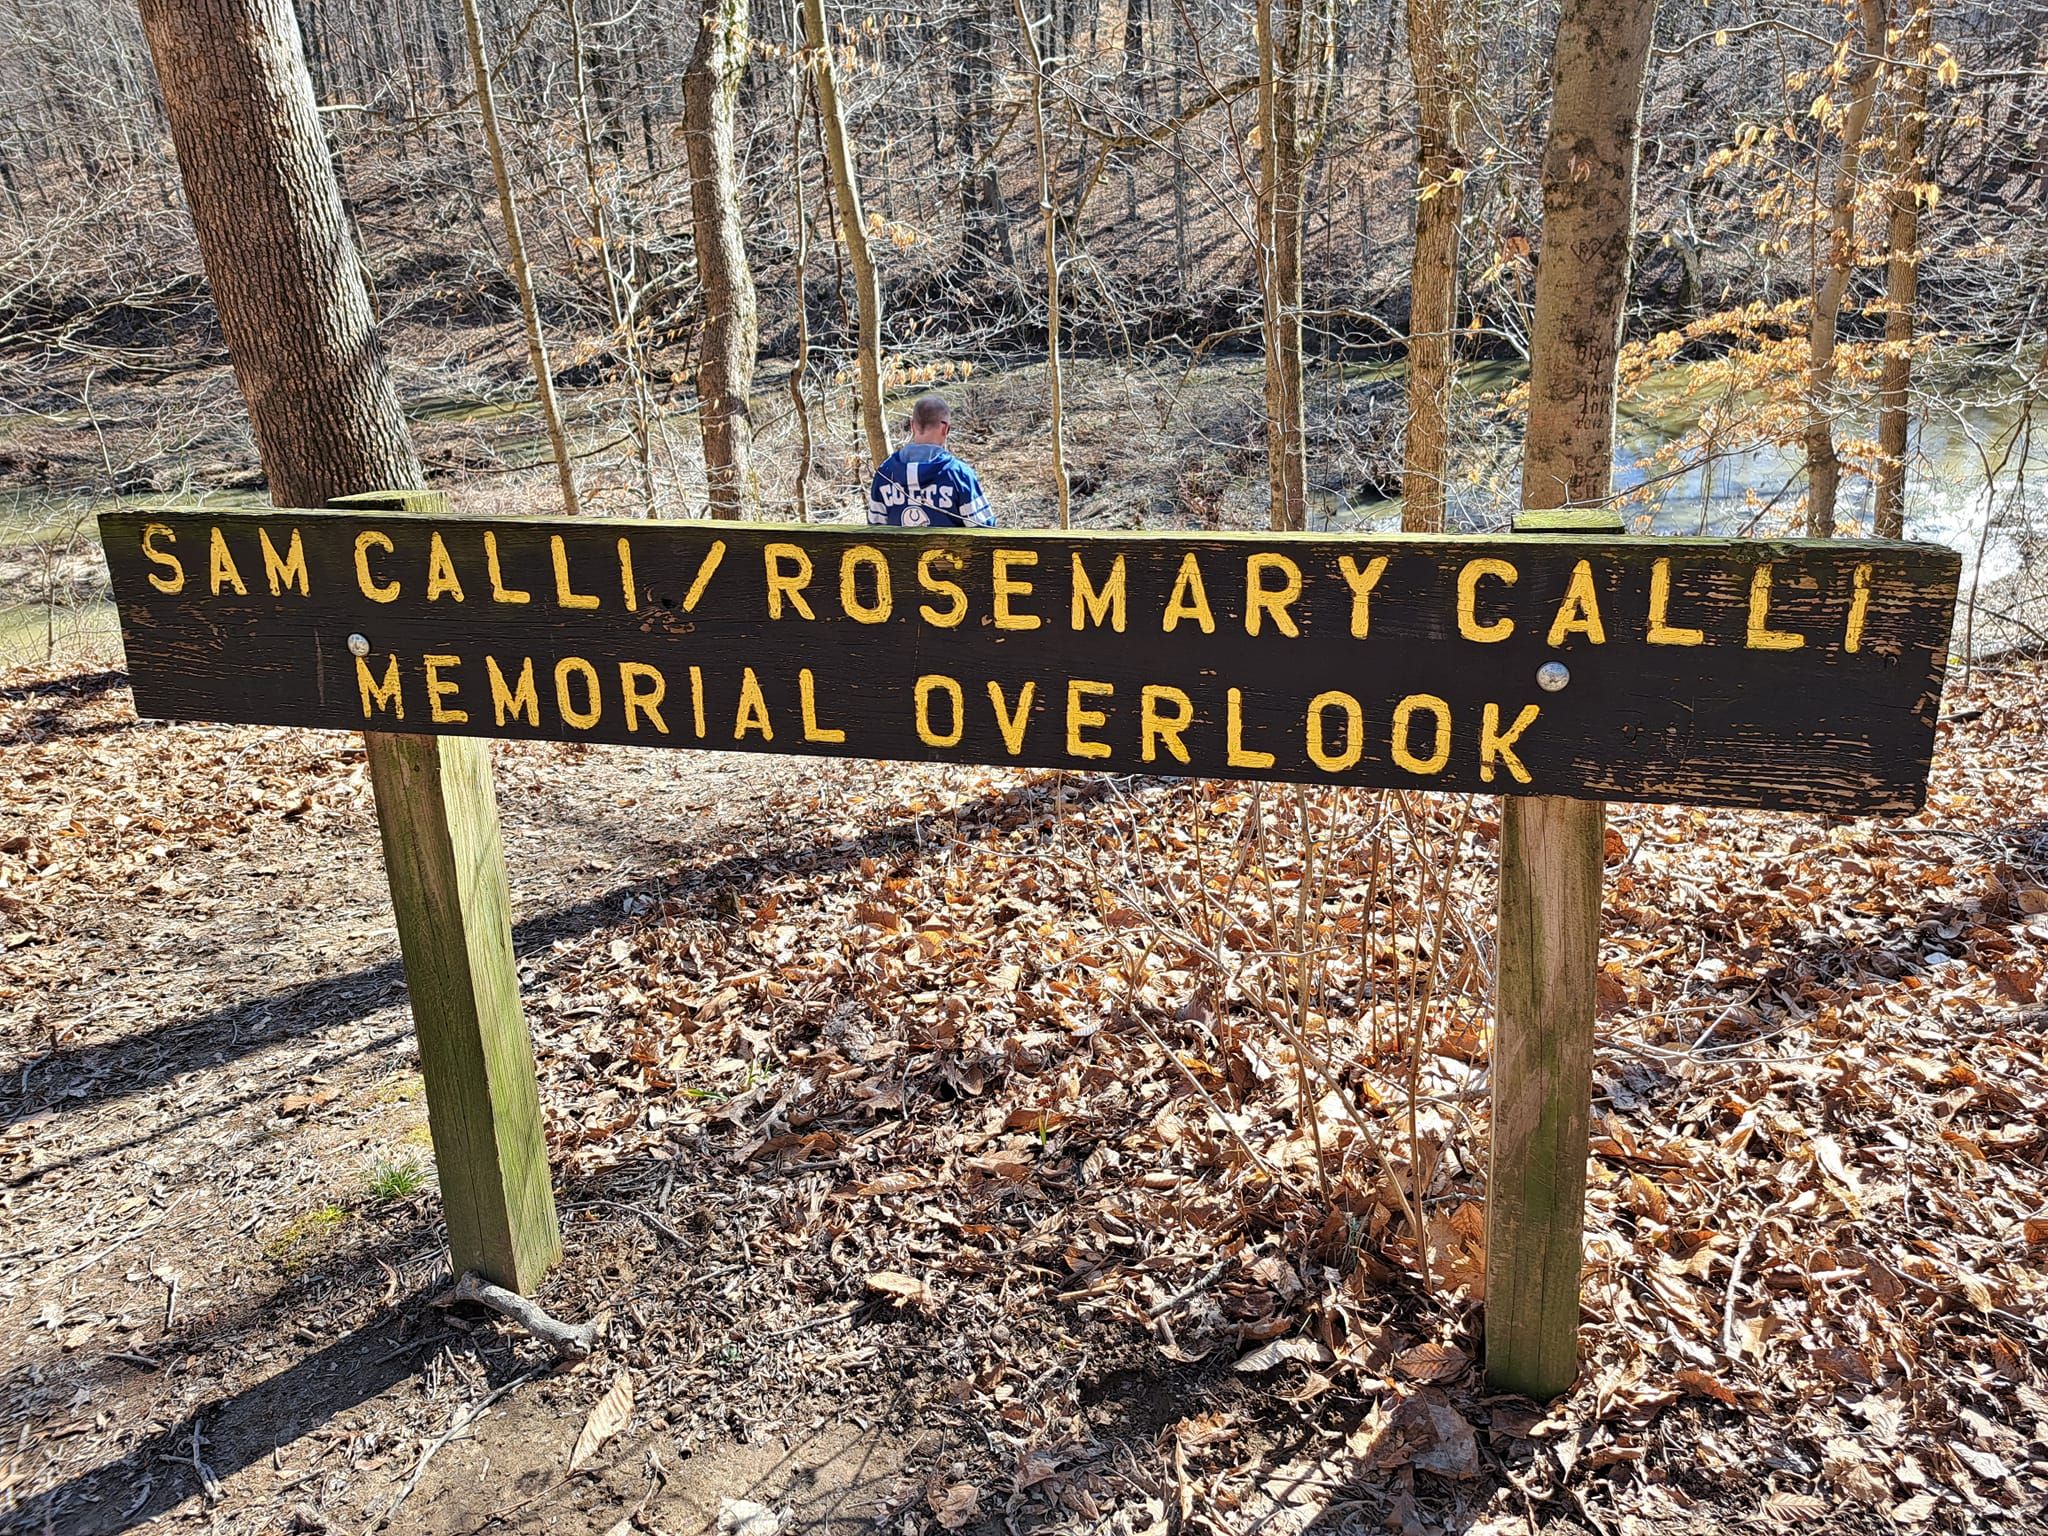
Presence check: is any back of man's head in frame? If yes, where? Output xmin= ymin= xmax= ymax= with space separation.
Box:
xmin=910 ymin=395 xmax=951 ymax=435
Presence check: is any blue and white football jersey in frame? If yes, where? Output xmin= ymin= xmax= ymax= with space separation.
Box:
xmin=868 ymin=443 xmax=995 ymax=528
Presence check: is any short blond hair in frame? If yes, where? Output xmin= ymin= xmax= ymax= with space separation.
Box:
xmin=911 ymin=394 xmax=951 ymax=431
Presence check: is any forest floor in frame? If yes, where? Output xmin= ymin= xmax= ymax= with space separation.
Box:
xmin=3 ymin=650 xmax=2047 ymax=1536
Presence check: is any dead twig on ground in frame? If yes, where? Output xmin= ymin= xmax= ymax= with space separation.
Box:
xmin=443 ymin=1272 xmax=599 ymax=1356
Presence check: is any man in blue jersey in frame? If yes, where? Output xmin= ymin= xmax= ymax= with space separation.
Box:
xmin=868 ymin=394 xmax=995 ymax=528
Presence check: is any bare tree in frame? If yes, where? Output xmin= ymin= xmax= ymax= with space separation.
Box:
xmin=1400 ymin=0 xmax=1476 ymax=532
xmin=459 ymin=0 xmax=581 ymax=515
xmin=1804 ymin=0 xmax=1888 ymax=536
xmin=801 ymin=0 xmax=886 ymax=469
xmin=682 ymin=0 xmax=761 ymax=519
xmin=1874 ymin=0 xmax=1933 ymax=540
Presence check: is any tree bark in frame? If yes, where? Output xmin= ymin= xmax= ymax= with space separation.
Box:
xmin=1874 ymin=1 xmax=1932 ymax=541
xmin=1804 ymin=0 xmax=1889 ymax=536
xmin=1518 ymin=0 xmax=1657 ymax=512
xmin=1400 ymin=0 xmax=1474 ymax=533
xmin=682 ymin=0 xmax=760 ymax=519
xmin=1255 ymin=0 xmax=1332 ymax=532
xmin=459 ymin=0 xmax=581 ymax=515
xmin=801 ymin=0 xmax=887 ymax=469
xmin=138 ymin=0 xmax=419 ymax=507
xmin=1013 ymin=0 xmax=1070 ymax=527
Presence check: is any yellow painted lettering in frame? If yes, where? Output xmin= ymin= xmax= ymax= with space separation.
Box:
xmin=839 ymin=545 xmax=892 ymax=624
xmin=688 ymin=665 xmax=706 ymax=738
xmin=1844 ymin=562 xmax=1872 ymax=653
xmin=423 ymin=532 xmax=464 ymax=602
xmin=486 ymin=656 xmax=539 ymax=727
xmin=798 ymin=668 xmax=845 ymax=742
xmin=992 ymin=549 xmax=1041 ymax=630
xmin=550 ymin=535 xmax=599 ymax=609
xmin=1479 ymin=702 xmax=1540 ymax=784
xmin=682 ymin=540 xmax=725 ymax=611
xmin=208 ymin=526 xmax=247 ymax=596
xmin=1457 ymin=557 xmax=1516 ymax=642
xmin=618 ymin=537 xmax=638 ymax=612
xmin=1071 ymin=553 xmax=1127 ymax=631
xmin=422 ymin=653 xmax=468 ymax=724
xmin=1066 ymin=680 xmax=1114 ymax=758
xmin=355 ymin=653 xmax=404 ymax=720
xmin=734 ymin=667 xmax=774 ymax=739
xmin=917 ymin=548 xmax=968 ymax=627
xmin=915 ymin=674 xmax=964 ymax=747
xmin=1646 ymin=558 xmax=1702 ymax=645
xmin=1746 ymin=563 xmax=1806 ymax=650
xmin=353 ymin=530 xmax=399 ymax=603
xmin=1244 ymin=553 xmax=1302 ymax=637
xmin=620 ymin=662 xmax=668 ymax=735
xmin=1545 ymin=559 xmax=1606 ymax=646
xmin=1162 ymin=553 xmax=1215 ymax=634
xmin=554 ymin=656 xmax=602 ymax=729
xmin=1227 ymin=688 xmax=1275 ymax=768
xmin=1390 ymin=693 xmax=1452 ymax=775
xmin=484 ymin=531 xmax=530 ymax=604
xmin=1337 ymin=554 xmax=1389 ymax=637
xmin=1306 ymin=691 xmax=1364 ymax=772
xmin=259 ymin=528 xmax=309 ymax=597
xmin=1140 ymin=685 xmax=1194 ymax=764
xmin=986 ymin=681 xmax=1035 ymax=755
xmin=763 ymin=543 xmax=816 ymax=619
xmin=141 ymin=523 xmax=185 ymax=593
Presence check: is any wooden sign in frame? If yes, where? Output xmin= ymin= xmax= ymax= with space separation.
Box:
xmin=100 ymin=509 xmax=1959 ymax=815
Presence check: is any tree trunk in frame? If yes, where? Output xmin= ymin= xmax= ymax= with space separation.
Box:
xmin=953 ymin=0 xmax=1013 ymax=268
xmin=1400 ymin=0 xmax=1474 ymax=533
xmin=1256 ymin=0 xmax=1332 ymax=532
xmin=1518 ymin=0 xmax=1657 ymax=511
xmin=1013 ymin=0 xmax=1070 ymax=527
xmin=459 ymin=0 xmax=581 ymax=515
xmin=801 ymin=0 xmax=886 ymax=469
xmin=682 ymin=0 xmax=760 ymax=520
xmin=1874 ymin=0 xmax=1932 ymax=541
xmin=138 ymin=0 xmax=418 ymax=507
xmin=1804 ymin=0 xmax=1888 ymax=536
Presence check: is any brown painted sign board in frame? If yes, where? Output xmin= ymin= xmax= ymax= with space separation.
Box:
xmin=99 ymin=508 xmax=1960 ymax=815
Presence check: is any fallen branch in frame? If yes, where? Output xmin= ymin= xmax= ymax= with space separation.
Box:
xmin=443 ymin=1272 xmax=600 ymax=1356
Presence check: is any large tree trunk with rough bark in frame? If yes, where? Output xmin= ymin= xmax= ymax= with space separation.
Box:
xmin=1519 ymin=0 xmax=1658 ymax=511
xmin=137 ymin=0 xmax=421 ymax=506
xmin=1400 ymin=0 xmax=1474 ymax=533
xmin=1874 ymin=0 xmax=1932 ymax=541
xmin=801 ymin=0 xmax=886 ymax=469
xmin=682 ymin=0 xmax=760 ymax=520
xmin=1804 ymin=0 xmax=1888 ymax=536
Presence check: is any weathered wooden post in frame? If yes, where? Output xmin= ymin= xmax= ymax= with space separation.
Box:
xmin=1483 ymin=507 xmax=1622 ymax=1398
xmin=329 ymin=491 xmax=561 ymax=1293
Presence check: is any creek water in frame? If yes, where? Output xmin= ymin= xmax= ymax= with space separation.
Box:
xmin=4 ymin=358 xmax=2042 ymax=665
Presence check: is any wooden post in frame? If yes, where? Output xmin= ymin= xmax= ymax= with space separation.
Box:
xmin=1484 ymin=506 xmax=1621 ymax=1397
xmin=330 ymin=491 xmax=562 ymax=1293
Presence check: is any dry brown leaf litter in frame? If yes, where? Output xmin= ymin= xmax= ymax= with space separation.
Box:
xmin=1 ymin=658 xmax=2045 ymax=1534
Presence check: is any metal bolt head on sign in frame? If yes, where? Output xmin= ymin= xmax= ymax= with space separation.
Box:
xmin=98 ymin=510 xmax=1960 ymax=816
